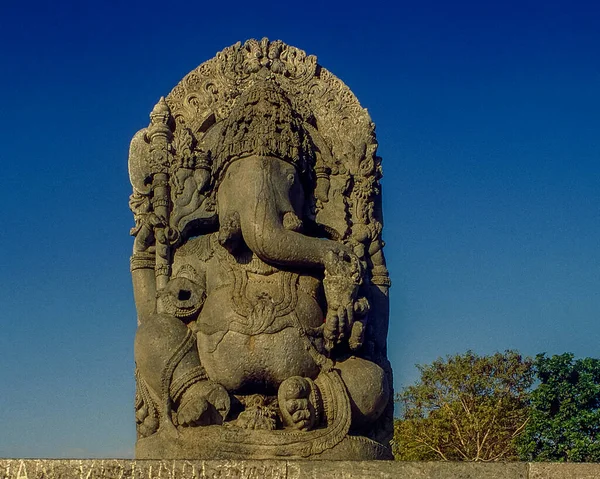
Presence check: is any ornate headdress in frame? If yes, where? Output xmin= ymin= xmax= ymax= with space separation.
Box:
xmin=211 ymin=80 xmax=314 ymax=187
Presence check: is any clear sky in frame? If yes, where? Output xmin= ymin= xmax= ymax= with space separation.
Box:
xmin=1 ymin=0 xmax=599 ymax=459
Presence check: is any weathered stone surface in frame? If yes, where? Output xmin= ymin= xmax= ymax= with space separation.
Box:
xmin=0 ymin=460 xmax=287 ymax=479
xmin=13 ymin=460 xmax=600 ymax=479
xmin=289 ymin=461 xmax=528 ymax=478
xmin=128 ymin=38 xmax=392 ymax=459
xmin=528 ymin=462 xmax=600 ymax=479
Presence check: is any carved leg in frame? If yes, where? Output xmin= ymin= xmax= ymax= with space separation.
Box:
xmin=335 ymin=357 xmax=390 ymax=429
xmin=177 ymin=380 xmax=230 ymax=427
xmin=134 ymin=313 xmax=230 ymax=429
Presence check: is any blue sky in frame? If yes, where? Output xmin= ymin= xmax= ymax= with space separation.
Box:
xmin=1 ymin=0 xmax=599 ymax=458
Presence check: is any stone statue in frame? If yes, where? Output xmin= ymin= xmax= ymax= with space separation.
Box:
xmin=128 ymin=38 xmax=393 ymax=460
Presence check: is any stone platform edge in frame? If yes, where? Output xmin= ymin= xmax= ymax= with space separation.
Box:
xmin=2 ymin=459 xmax=600 ymax=479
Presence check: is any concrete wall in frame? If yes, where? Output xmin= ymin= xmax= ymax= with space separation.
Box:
xmin=1 ymin=460 xmax=599 ymax=479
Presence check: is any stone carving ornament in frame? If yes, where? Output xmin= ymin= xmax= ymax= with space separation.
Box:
xmin=128 ymin=38 xmax=393 ymax=460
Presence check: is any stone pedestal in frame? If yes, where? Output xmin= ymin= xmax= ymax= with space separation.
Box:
xmin=2 ymin=460 xmax=600 ymax=479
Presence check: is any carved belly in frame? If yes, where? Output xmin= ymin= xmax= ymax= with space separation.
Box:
xmin=195 ymin=278 xmax=324 ymax=393
xmin=198 ymin=271 xmax=323 ymax=335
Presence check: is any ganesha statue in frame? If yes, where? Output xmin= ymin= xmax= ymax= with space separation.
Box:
xmin=128 ymin=38 xmax=393 ymax=460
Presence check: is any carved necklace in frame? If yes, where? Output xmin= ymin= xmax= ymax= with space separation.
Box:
xmin=214 ymin=239 xmax=300 ymax=335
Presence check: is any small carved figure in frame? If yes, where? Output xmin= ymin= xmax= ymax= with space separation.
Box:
xmin=129 ymin=39 xmax=393 ymax=460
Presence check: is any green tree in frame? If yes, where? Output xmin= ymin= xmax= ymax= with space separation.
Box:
xmin=516 ymin=353 xmax=600 ymax=462
xmin=394 ymin=350 xmax=534 ymax=461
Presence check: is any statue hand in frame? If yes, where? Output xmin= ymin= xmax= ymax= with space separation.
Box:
xmin=324 ymin=304 xmax=354 ymax=351
xmin=322 ymin=249 xmax=362 ymax=351
xmin=132 ymin=212 xmax=166 ymax=253
xmin=133 ymin=223 xmax=155 ymax=253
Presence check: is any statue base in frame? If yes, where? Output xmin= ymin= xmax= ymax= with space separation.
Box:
xmin=2 ymin=459 xmax=595 ymax=478
xmin=136 ymin=427 xmax=391 ymax=460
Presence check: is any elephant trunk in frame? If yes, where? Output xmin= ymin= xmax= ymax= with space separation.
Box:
xmin=218 ymin=156 xmax=339 ymax=270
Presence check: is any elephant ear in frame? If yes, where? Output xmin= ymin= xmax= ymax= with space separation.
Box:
xmin=305 ymin=122 xmax=389 ymax=278
xmin=167 ymin=120 xmax=220 ymax=242
xmin=304 ymin=118 xmax=390 ymax=365
xmin=304 ymin=123 xmax=349 ymax=241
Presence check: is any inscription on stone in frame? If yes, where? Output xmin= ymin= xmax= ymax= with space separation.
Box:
xmin=9 ymin=460 xmax=587 ymax=479
xmin=0 ymin=460 xmax=287 ymax=479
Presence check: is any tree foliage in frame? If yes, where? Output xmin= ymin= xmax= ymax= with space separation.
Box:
xmin=394 ymin=350 xmax=534 ymax=461
xmin=516 ymin=353 xmax=600 ymax=462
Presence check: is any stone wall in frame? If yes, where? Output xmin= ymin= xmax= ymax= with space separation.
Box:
xmin=1 ymin=460 xmax=600 ymax=479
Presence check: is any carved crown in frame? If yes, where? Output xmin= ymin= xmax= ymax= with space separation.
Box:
xmin=211 ymin=80 xmax=315 ymax=187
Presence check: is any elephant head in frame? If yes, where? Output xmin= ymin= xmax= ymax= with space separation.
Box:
xmin=209 ymin=80 xmax=352 ymax=273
